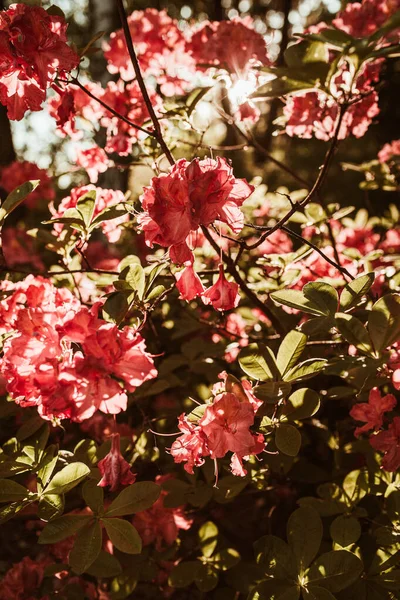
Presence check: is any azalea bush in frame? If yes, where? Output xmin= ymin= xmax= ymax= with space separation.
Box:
xmin=0 ymin=0 xmax=400 ymax=598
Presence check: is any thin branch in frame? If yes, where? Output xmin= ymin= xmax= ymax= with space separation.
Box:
xmin=0 ymin=265 xmax=119 ymax=277
xmin=70 ymin=78 xmax=154 ymax=137
xmin=281 ymin=225 xmax=355 ymax=281
xmin=201 ymin=225 xmax=285 ymax=335
xmin=115 ymin=0 xmax=175 ymax=166
xmin=245 ymin=104 xmax=348 ymax=251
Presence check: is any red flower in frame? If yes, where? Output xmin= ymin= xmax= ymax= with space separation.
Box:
xmin=0 ymin=4 xmax=79 ymax=120
xmin=76 ymin=146 xmax=111 ymax=183
xmin=202 ymin=264 xmax=240 ymax=312
xmin=175 ymin=264 xmax=205 ymax=301
xmin=98 ymin=433 xmax=136 ymax=492
xmin=370 ymin=417 xmax=400 ymax=471
xmin=350 ymin=388 xmax=397 ymax=437
xmin=139 ymin=157 xmax=253 ymax=263
xmin=0 ymin=160 xmax=55 ymax=208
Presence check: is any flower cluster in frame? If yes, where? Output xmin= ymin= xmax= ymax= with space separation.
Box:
xmin=170 ymin=373 xmax=264 ymax=477
xmin=351 ymin=388 xmax=399 ymax=470
xmin=0 ymin=3 xmax=79 ymax=120
xmin=0 ymin=160 xmax=55 ymax=208
xmin=0 ymin=276 xmax=157 ymax=422
xmin=138 ymin=156 xmax=253 ymax=263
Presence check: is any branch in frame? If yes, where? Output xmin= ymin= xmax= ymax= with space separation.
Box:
xmin=115 ymin=0 xmax=175 ymax=166
xmin=201 ymin=225 xmax=285 ymax=335
xmin=245 ymin=104 xmax=348 ymax=251
xmin=71 ymin=78 xmax=154 ymax=137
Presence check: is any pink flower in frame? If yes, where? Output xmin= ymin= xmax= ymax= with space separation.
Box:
xmin=132 ymin=476 xmax=192 ymax=550
xmin=1 ymin=226 xmax=44 ymax=270
xmin=378 ymin=139 xmax=400 ymax=163
xmin=200 ymin=392 xmax=258 ymax=459
xmin=49 ymin=81 xmax=105 ymax=138
xmin=76 ymin=146 xmax=111 ymax=183
xmin=370 ymin=417 xmax=400 ymax=471
xmin=0 ymin=4 xmax=79 ymax=120
xmin=170 ymin=414 xmax=210 ymax=474
xmin=332 ymin=0 xmax=397 ymax=38
xmin=202 ymin=264 xmax=240 ymax=311
xmin=175 ymin=264 xmax=205 ymax=301
xmin=393 ymin=369 xmax=400 ymax=390
xmin=0 ymin=556 xmax=50 ymax=600
xmin=0 ymin=160 xmax=55 ymax=208
xmin=138 ymin=157 xmax=253 ymax=262
xmin=98 ymin=433 xmax=136 ymax=492
xmin=103 ymin=9 xmax=196 ymax=96
xmin=51 ymin=185 xmax=128 ymax=243
xmin=350 ymin=388 xmax=397 ymax=437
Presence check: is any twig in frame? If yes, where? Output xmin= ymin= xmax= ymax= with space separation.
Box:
xmin=70 ymin=78 xmax=154 ymax=137
xmin=201 ymin=226 xmax=285 ymax=335
xmin=281 ymin=226 xmax=355 ymax=280
xmin=115 ymin=0 xmax=175 ymax=166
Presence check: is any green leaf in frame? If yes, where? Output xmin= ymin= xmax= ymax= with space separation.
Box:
xmin=249 ymin=581 xmax=300 ymax=600
xmin=0 ymin=479 xmax=29 ymax=503
xmin=76 ymin=189 xmax=96 ymax=226
xmin=169 ymin=561 xmax=201 ymax=587
xmin=251 ymin=76 xmax=316 ymax=98
xmin=284 ymin=359 xmax=327 ymax=382
xmin=86 ymin=550 xmax=122 ymax=578
xmin=254 ymin=381 xmax=292 ymax=403
xmin=302 ymin=586 xmax=336 ymax=600
xmin=368 ymin=294 xmax=400 ymax=354
xmin=121 ymin=263 xmax=145 ymax=300
xmin=287 ymin=388 xmax=320 ymax=420
xmin=287 ymin=507 xmax=322 ymax=572
xmin=44 ymin=462 xmax=90 ymax=495
xmin=284 ymin=40 xmax=329 ymax=67
xmin=90 ymin=203 xmax=127 ymax=228
xmin=210 ymin=548 xmax=240 ymax=571
xmin=0 ymin=180 xmax=40 ymax=224
xmin=102 ymin=291 xmax=130 ymax=324
xmin=339 ymin=273 xmax=375 ymax=310
xmin=276 ymin=331 xmax=307 ymax=375
xmin=199 ymin=521 xmax=218 ymax=558
xmin=342 ymin=469 xmax=368 ymax=506
xmin=275 ymin=424 xmax=302 ymax=457
xmin=37 ymin=494 xmax=65 ymax=521
xmin=308 ymin=550 xmax=364 ymax=592
xmin=330 ymin=515 xmax=361 ymax=547
xmin=37 ymin=445 xmax=58 ymax=490
xmin=270 ymin=290 xmax=326 ymax=316
xmin=194 ymin=563 xmax=218 ymax=592
xmin=105 ymin=481 xmax=161 ymax=517
xmin=39 ymin=515 xmax=91 ymax=543
xmin=102 ymin=518 xmax=142 ymax=554
xmin=239 ymin=343 xmax=280 ymax=381
xmin=335 ymin=313 xmax=374 ymax=355
xmin=16 ymin=415 xmax=45 ymax=441
xmin=82 ymin=479 xmax=104 ymax=514
xmin=303 ymin=282 xmax=338 ymax=316
xmin=254 ymin=535 xmax=297 ymax=579
xmin=69 ymin=519 xmax=102 ymax=574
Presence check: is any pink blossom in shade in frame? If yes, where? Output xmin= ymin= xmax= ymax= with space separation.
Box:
xmin=80 ymin=413 xmax=133 ymax=443
xmin=98 ymin=433 xmax=136 ymax=492
xmin=0 ymin=556 xmax=50 ymax=600
xmin=76 ymin=146 xmax=111 ymax=183
xmin=370 ymin=417 xmax=400 ymax=471
xmin=335 ymin=225 xmax=380 ymax=255
xmin=202 ymin=264 xmax=240 ymax=312
xmin=175 ymin=264 xmax=205 ymax=301
xmin=378 ymin=140 xmax=400 ymax=163
xmin=379 ymin=229 xmax=400 ymax=255
xmin=0 ymin=160 xmax=55 ymax=208
xmin=393 ymin=369 xmax=400 ymax=390
xmin=350 ymin=388 xmax=397 ymax=437
xmin=252 ymin=229 xmax=293 ymax=256
xmin=50 ymin=185 xmax=128 ymax=243
xmin=100 ymin=80 xmax=162 ymax=156
xmin=0 ymin=4 xmax=79 ymax=120
xmin=132 ymin=476 xmax=193 ymax=550
xmin=1 ymin=227 xmax=44 ymax=270
xmin=138 ymin=157 xmax=253 ymax=260
xmin=170 ymin=414 xmax=210 ymax=474
xmin=212 ymin=313 xmax=249 ymax=363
